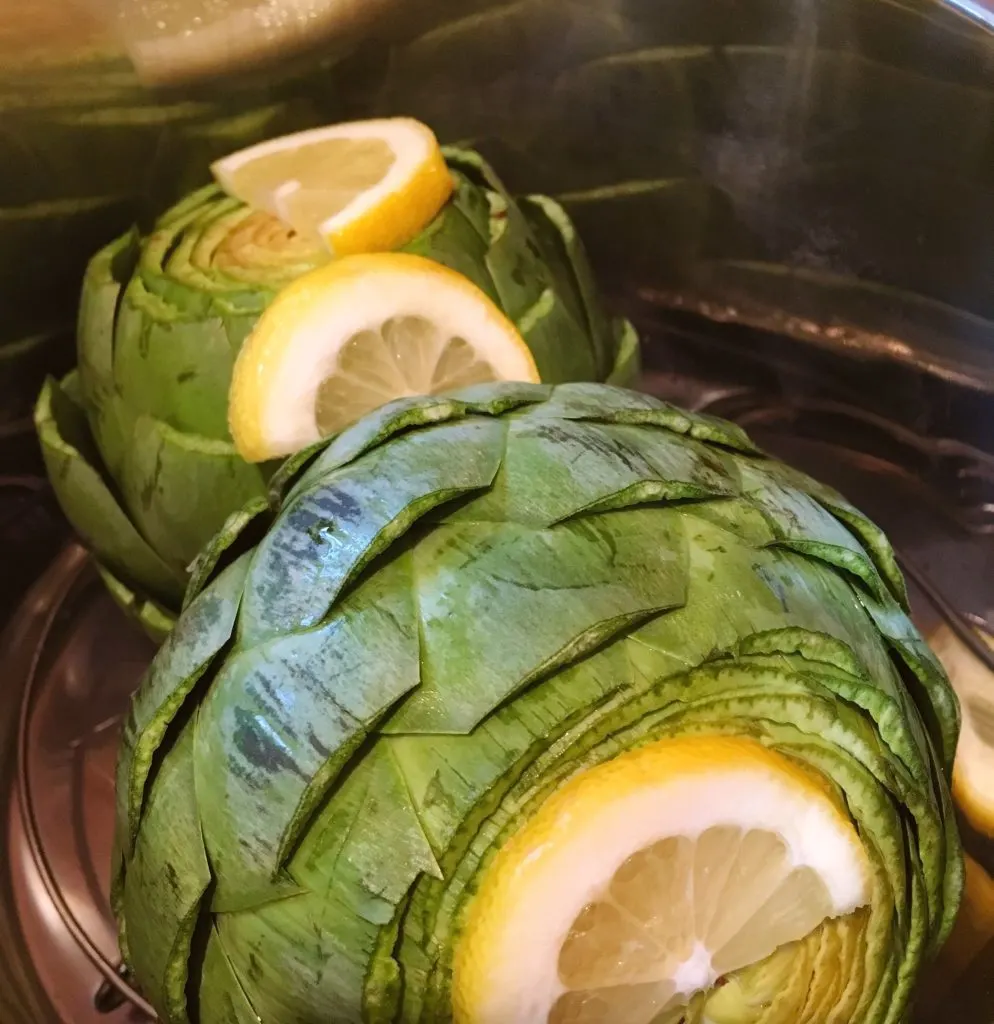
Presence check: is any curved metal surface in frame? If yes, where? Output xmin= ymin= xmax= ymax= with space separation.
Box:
xmin=4 ymin=544 xmax=155 ymax=1023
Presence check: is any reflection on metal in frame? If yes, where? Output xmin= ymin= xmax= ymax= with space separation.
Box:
xmin=6 ymin=545 xmax=156 ymax=1021
xmin=948 ymin=0 xmax=994 ymax=32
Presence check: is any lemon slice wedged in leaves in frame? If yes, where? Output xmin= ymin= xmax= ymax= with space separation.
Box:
xmin=453 ymin=735 xmax=870 ymax=1024
xmin=917 ymin=852 xmax=994 ymax=1011
xmin=928 ymin=621 xmax=994 ymax=837
xmin=211 ymin=117 xmax=453 ymax=254
xmin=228 ymin=252 xmax=540 ymax=461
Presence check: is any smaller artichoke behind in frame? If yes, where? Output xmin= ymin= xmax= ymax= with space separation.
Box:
xmin=35 ymin=146 xmax=639 ymax=642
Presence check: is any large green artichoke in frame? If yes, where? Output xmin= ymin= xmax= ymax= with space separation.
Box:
xmin=36 ymin=147 xmax=637 ymax=641
xmin=113 ymin=381 xmax=960 ymax=1024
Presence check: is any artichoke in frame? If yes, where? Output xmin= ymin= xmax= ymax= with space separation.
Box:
xmin=36 ymin=147 xmax=637 ymax=641
xmin=114 ymin=381 xmax=960 ymax=1024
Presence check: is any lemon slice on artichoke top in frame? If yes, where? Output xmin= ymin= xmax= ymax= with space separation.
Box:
xmin=453 ymin=735 xmax=870 ymax=1024
xmin=211 ymin=118 xmax=453 ymax=253
xmin=228 ymin=253 xmax=540 ymax=461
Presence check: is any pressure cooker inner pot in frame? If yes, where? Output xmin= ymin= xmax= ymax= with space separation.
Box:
xmin=4 ymin=0 xmax=994 ymax=1021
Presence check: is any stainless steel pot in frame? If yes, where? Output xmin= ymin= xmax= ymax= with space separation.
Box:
xmin=4 ymin=0 xmax=994 ymax=1019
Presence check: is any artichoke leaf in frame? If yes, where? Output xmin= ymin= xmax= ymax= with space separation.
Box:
xmin=267 ymin=439 xmax=329 ymax=507
xmin=399 ymin=175 xmax=499 ymax=304
xmin=35 ymin=374 xmax=184 ymax=604
xmin=287 ymin=384 xmax=551 ymax=502
xmin=97 ymin=563 xmax=177 ymax=644
xmin=195 ymin=554 xmax=422 ymax=909
xmin=438 ymin=153 xmax=494 ymax=239
xmin=76 ymin=230 xmax=139 ymax=409
xmin=197 ymin=927 xmax=260 ymax=1024
xmin=216 ymin=744 xmax=438 ymax=1024
xmin=444 ymin=416 xmax=736 ymax=528
xmin=183 ymin=496 xmax=273 ymax=610
xmin=121 ymin=725 xmax=212 ymax=1024
xmin=527 ymin=380 xmax=759 ymax=452
xmin=760 ymin=457 xmax=908 ymax=609
xmin=120 ymin=552 xmax=252 ymax=849
xmin=701 ymin=926 xmax=816 ymax=1024
xmin=479 ymin=189 xmax=556 ymax=324
xmin=734 ymin=628 xmax=933 ymax=788
xmin=441 ymin=145 xmax=516 ymax=201
xmin=385 ymin=507 xmax=686 ymax=733
xmin=932 ymin=772 xmax=965 ymax=950
xmin=856 ymin=588 xmax=961 ymax=778
xmin=687 ymin=494 xmax=777 ymax=547
xmin=825 ymin=904 xmax=872 ymax=1023
xmin=796 ymin=919 xmax=859 ymax=1024
xmin=240 ymin=418 xmax=507 ymax=644
xmin=519 ymin=193 xmax=616 ymax=380
xmin=605 ymin=317 xmax=642 ymax=387
xmin=516 ymin=285 xmax=599 ymax=382
xmin=736 ymin=458 xmax=892 ymax=603
xmin=631 ymin=514 xmax=892 ymax=683
xmin=119 ymin=413 xmax=269 ymax=572
xmin=112 ymin=277 xmax=245 ymax=441
xmin=389 ymin=639 xmax=638 ymax=860
xmin=732 ymin=647 xmax=928 ymax=791
xmin=891 ymin=816 xmax=932 ymax=1005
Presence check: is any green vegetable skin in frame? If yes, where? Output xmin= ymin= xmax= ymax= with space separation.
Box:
xmin=35 ymin=147 xmax=637 ymax=642
xmin=114 ymin=381 xmax=961 ymax=1024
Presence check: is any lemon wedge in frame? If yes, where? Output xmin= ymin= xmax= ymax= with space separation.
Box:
xmin=453 ymin=735 xmax=870 ymax=1024
xmin=918 ymin=853 xmax=994 ymax=1010
xmin=211 ymin=118 xmax=453 ymax=254
xmin=927 ymin=621 xmax=994 ymax=837
xmin=228 ymin=252 xmax=540 ymax=461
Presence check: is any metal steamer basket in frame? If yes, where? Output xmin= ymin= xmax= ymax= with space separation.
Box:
xmin=4 ymin=0 xmax=994 ymax=1020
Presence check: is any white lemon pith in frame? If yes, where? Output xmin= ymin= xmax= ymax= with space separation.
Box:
xmin=211 ymin=118 xmax=453 ymax=253
xmin=927 ymin=622 xmax=994 ymax=836
xmin=453 ymin=736 xmax=870 ymax=1024
xmin=228 ymin=253 xmax=539 ymax=461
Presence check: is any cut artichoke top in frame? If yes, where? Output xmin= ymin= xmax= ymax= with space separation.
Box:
xmin=37 ymin=147 xmax=636 ymax=640
xmin=114 ymin=381 xmax=960 ymax=1024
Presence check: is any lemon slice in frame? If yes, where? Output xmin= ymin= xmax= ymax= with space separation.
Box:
xmin=918 ymin=853 xmax=994 ymax=1010
xmin=211 ymin=118 xmax=453 ymax=254
xmin=927 ymin=622 xmax=994 ymax=836
xmin=453 ymin=736 xmax=870 ymax=1024
xmin=229 ymin=252 xmax=539 ymax=461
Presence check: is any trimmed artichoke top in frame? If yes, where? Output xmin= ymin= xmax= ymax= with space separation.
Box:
xmin=36 ymin=146 xmax=636 ymax=639
xmin=114 ymin=382 xmax=960 ymax=1024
